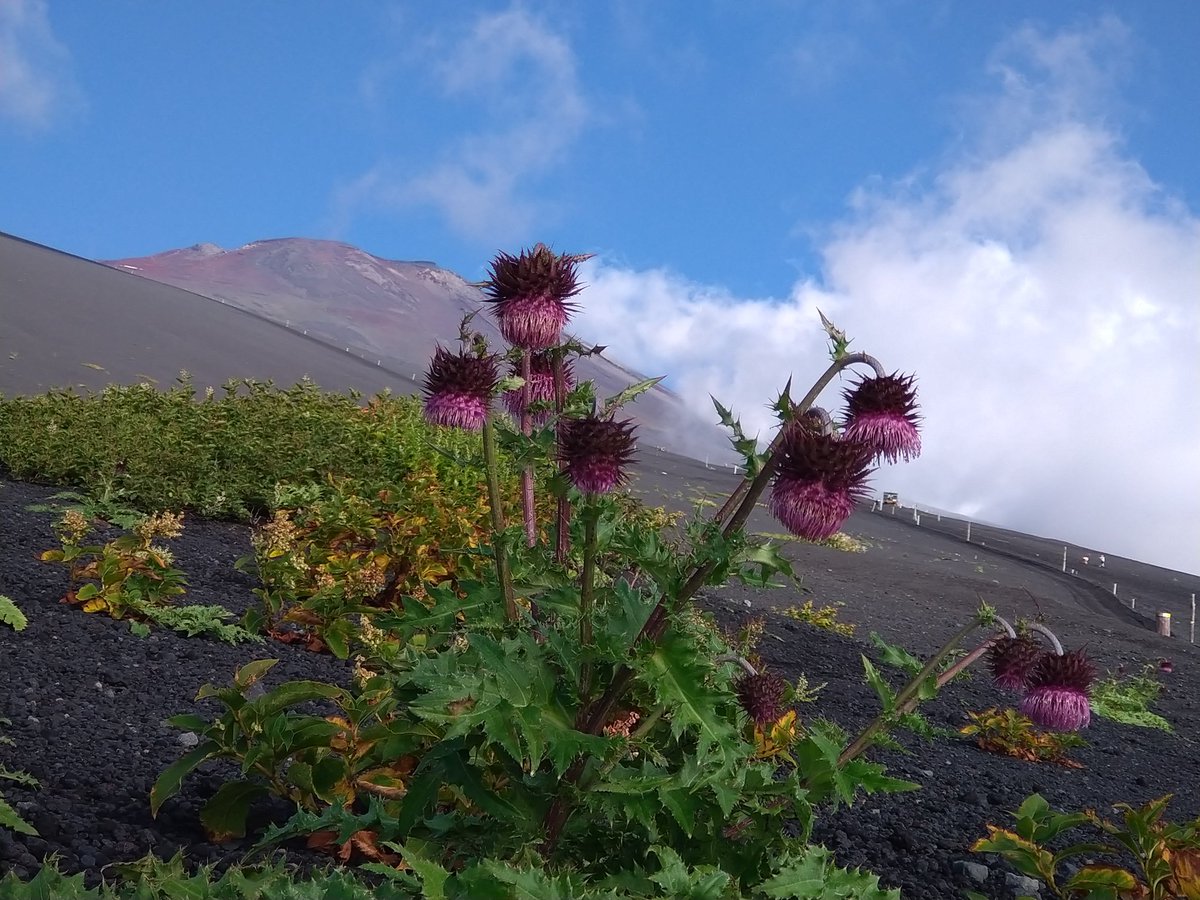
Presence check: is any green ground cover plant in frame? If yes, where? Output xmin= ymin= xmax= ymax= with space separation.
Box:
xmin=1089 ymin=664 xmax=1172 ymax=732
xmin=971 ymin=793 xmax=1200 ymax=899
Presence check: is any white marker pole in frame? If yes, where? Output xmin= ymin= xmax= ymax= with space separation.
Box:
xmin=1112 ymin=583 xmax=1118 ymax=596
xmin=966 ymin=522 xmax=971 ymax=543
xmin=1191 ymin=594 xmax=1196 ymax=644
xmin=1131 ymin=597 xmax=1136 ymax=610
xmin=1062 ymin=547 xmax=1067 ymax=572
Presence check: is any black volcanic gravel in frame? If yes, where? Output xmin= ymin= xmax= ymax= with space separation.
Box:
xmin=3 ymin=468 xmax=1200 ymax=898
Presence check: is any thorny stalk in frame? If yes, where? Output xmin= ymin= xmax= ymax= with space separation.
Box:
xmin=481 ymin=417 xmax=517 ymax=622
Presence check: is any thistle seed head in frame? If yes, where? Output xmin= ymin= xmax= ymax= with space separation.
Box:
xmin=422 ymin=346 xmax=499 ymax=431
xmin=1019 ymin=648 xmax=1097 ymax=731
xmin=483 ymin=244 xmax=583 ymax=350
xmin=842 ymin=372 xmax=922 ymax=463
xmin=734 ymin=671 xmax=789 ymax=727
xmin=558 ymin=415 xmax=637 ymax=494
xmin=988 ymin=634 xmax=1044 ymax=693
xmin=769 ymin=426 xmax=873 ymax=540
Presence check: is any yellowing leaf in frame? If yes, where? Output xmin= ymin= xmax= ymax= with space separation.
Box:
xmin=82 ymin=598 xmax=108 ymax=614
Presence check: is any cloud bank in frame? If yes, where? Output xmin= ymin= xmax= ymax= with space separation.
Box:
xmin=335 ymin=6 xmax=588 ymax=246
xmin=0 ymin=0 xmax=78 ymax=131
xmin=574 ymin=22 xmax=1200 ymax=574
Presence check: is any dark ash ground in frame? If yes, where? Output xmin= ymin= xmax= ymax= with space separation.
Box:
xmin=3 ymin=461 xmax=1198 ymax=898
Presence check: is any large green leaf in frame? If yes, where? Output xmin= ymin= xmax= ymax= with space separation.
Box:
xmin=251 ymin=680 xmax=348 ymax=719
xmin=150 ymin=739 xmax=222 ymax=816
xmin=199 ymin=780 xmax=268 ymax=841
xmin=643 ymin=631 xmax=735 ymax=752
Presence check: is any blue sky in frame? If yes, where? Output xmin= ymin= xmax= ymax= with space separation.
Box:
xmin=2 ymin=2 xmax=1198 ymax=574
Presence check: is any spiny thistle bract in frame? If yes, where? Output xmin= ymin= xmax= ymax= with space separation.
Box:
xmin=988 ymin=634 xmax=1044 ymax=693
xmin=769 ymin=426 xmax=874 ymax=541
xmin=842 ymin=372 xmax=922 ymax=463
xmin=504 ymin=351 xmax=574 ymax=425
xmin=558 ymin=415 xmax=637 ymax=495
xmin=1020 ymin=648 xmax=1097 ymax=732
xmin=734 ymin=671 xmax=789 ymax=727
xmin=422 ymin=346 xmax=499 ymax=431
xmin=483 ymin=244 xmax=583 ymax=351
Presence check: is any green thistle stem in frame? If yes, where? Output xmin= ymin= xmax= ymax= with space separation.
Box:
xmin=519 ymin=351 xmax=537 ymax=548
xmin=481 ymin=416 xmax=516 ymax=622
xmin=553 ymin=352 xmax=571 ymax=563
xmin=838 ymin=613 xmax=987 ymax=766
xmin=579 ymin=505 xmax=599 ymax=699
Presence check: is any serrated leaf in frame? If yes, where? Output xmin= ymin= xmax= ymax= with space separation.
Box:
xmin=861 ymin=656 xmax=895 ymax=712
xmin=602 ymin=375 xmax=664 ymax=415
xmin=0 ymin=596 xmax=27 ymax=632
xmin=0 ymin=798 xmax=37 ymax=835
xmin=397 ymin=843 xmax=450 ymax=899
xmin=643 ymin=632 xmax=734 ymax=752
xmin=868 ymin=633 xmax=923 ymax=676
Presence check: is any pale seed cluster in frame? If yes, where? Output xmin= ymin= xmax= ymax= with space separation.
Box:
xmin=133 ymin=511 xmax=184 ymax=543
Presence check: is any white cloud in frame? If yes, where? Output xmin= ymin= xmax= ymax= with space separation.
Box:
xmin=0 ymin=0 xmax=79 ymax=130
xmin=574 ymin=21 xmax=1200 ymax=574
xmin=336 ymin=6 xmax=588 ymax=245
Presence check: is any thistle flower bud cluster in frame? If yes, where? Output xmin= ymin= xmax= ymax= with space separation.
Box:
xmin=765 ymin=370 xmax=922 ymax=542
xmin=989 ymin=635 xmax=1096 ymax=732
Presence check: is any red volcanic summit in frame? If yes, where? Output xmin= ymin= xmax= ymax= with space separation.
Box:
xmin=104 ymin=237 xmax=735 ymax=462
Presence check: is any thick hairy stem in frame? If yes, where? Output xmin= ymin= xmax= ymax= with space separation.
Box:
xmin=715 ymin=654 xmax=759 ymax=676
xmin=839 ymin=615 xmax=985 ymax=766
xmin=552 ymin=353 xmax=571 ymax=563
xmin=1028 ymin=621 xmax=1064 ymax=655
xmin=519 ymin=352 xmax=537 ymax=548
xmin=482 ymin=417 xmax=517 ymax=622
xmin=580 ymin=509 xmax=598 ymax=700
xmin=714 ymin=352 xmax=885 ymax=529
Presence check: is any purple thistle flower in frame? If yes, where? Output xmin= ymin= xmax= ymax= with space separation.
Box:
xmin=842 ymin=372 xmax=922 ymax=463
xmin=769 ymin=426 xmax=873 ymax=541
xmin=504 ymin=352 xmax=573 ymax=426
xmin=1019 ymin=648 xmax=1097 ymax=732
xmin=421 ymin=346 xmax=498 ymax=431
xmin=559 ymin=415 xmax=637 ymax=495
xmin=483 ymin=244 xmax=583 ymax=351
xmin=988 ymin=635 xmax=1044 ymax=693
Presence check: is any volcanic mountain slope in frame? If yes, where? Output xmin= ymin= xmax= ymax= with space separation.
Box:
xmin=104 ymin=238 xmax=736 ymax=463
xmin=0 ymin=233 xmax=409 ymax=401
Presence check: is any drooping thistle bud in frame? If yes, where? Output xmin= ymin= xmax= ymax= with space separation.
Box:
xmin=842 ymin=372 xmax=922 ymax=463
xmin=558 ymin=415 xmax=637 ymax=495
xmin=769 ymin=425 xmax=874 ymax=541
xmin=421 ymin=346 xmax=499 ymax=431
xmin=504 ymin=351 xmax=573 ymax=425
xmin=1019 ymin=648 xmax=1097 ymax=732
xmin=734 ymin=671 xmax=789 ymax=727
xmin=988 ymin=634 xmax=1044 ymax=693
xmin=483 ymin=244 xmax=583 ymax=351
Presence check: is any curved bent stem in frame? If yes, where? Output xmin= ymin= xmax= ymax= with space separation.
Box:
xmin=713 ymin=352 xmax=885 ymax=530
xmin=1028 ymin=622 xmax=1064 ymax=655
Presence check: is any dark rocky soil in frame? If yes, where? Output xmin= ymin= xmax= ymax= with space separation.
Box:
xmin=3 ymin=464 xmax=1199 ymax=898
